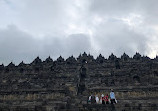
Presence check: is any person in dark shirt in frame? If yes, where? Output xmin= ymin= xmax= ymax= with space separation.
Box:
xmin=91 ymin=95 xmax=96 ymax=104
xmin=101 ymin=94 xmax=105 ymax=104
xmin=105 ymin=94 xmax=109 ymax=104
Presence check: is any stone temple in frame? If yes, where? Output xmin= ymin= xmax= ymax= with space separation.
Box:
xmin=0 ymin=52 xmax=158 ymax=111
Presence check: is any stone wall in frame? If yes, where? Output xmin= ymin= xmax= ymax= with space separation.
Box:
xmin=0 ymin=52 xmax=158 ymax=110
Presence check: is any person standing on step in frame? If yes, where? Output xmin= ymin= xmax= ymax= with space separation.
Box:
xmin=105 ymin=94 xmax=109 ymax=104
xmin=88 ymin=95 xmax=92 ymax=104
xmin=110 ymin=89 xmax=116 ymax=104
xmin=95 ymin=95 xmax=99 ymax=104
xmin=101 ymin=94 xmax=105 ymax=104
xmin=91 ymin=94 xmax=96 ymax=104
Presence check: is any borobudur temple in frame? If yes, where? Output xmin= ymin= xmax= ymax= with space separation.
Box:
xmin=0 ymin=52 xmax=158 ymax=111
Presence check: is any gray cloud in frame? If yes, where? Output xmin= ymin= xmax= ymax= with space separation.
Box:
xmin=89 ymin=0 xmax=158 ymax=24
xmin=0 ymin=0 xmax=158 ymax=65
xmin=88 ymin=0 xmax=158 ymax=57
xmin=90 ymin=18 xmax=149 ymax=57
xmin=0 ymin=25 xmax=41 ymax=64
xmin=41 ymin=33 xmax=92 ymax=59
xmin=0 ymin=25 xmax=91 ymax=65
xmin=63 ymin=34 xmax=92 ymax=57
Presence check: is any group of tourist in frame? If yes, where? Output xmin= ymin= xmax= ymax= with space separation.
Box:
xmin=88 ymin=89 xmax=117 ymax=104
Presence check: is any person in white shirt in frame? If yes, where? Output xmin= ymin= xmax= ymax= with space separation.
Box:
xmin=87 ymin=95 xmax=92 ymax=104
xmin=95 ymin=95 xmax=99 ymax=104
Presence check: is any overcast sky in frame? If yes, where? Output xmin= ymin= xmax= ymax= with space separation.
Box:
xmin=0 ymin=0 xmax=158 ymax=65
